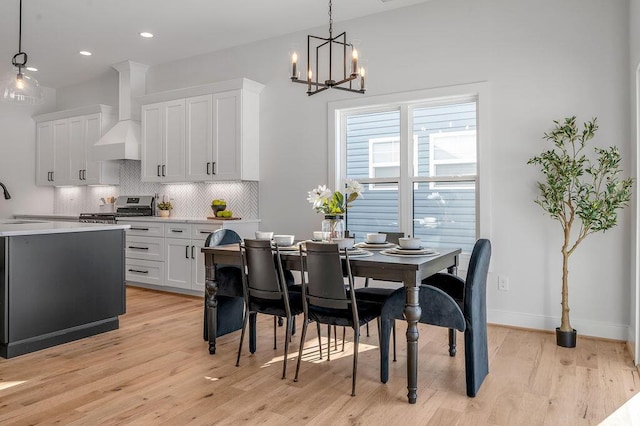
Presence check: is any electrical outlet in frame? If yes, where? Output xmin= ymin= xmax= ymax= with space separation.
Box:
xmin=498 ymin=275 xmax=509 ymax=291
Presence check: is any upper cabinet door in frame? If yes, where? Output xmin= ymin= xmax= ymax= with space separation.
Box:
xmin=68 ymin=116 xmax=85 ymax=185
xmin=36 ymin=122 xmax=55 ymax=186
xmin=185 ymin=95 xmax=213 ymax=182
xmin=163 ymin=99 xmax=186 ymax=182
xmin=52 ymin=119 xmax=70 ymax=185
xmin=212 ymin=91 xmax=241 ymax=181
xmin=83 ymin=113 xmax=103 ymax=184
xmin=141 ymin=103 xmax=164 ymax=182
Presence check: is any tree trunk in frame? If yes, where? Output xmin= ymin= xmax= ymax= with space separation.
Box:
xmin=560 ymin=245 xmax=573 ymax=332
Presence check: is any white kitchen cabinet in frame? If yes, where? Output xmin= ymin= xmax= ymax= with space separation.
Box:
xmin=141 ymin=78 xmax=263 ymax=183
xmin=121 ymin=218 xmax=258 ymax=295
xmin=141 ymin=99 xmax=186 ymax=182
xmin=35 ymin=121 xmax=55 ymax=186
xmin=34 ymin=105 xmax=118 ymax=186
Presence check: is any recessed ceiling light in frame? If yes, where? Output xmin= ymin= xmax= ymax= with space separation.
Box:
xmin=139 ymin=32 xmax=154 ymax=38
xmin=79 ymin=51 xmax=92 ymax=56
xmin=26 ymin=66 xmax=38 ymax=72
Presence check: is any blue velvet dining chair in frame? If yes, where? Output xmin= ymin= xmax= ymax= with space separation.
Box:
xmin=360 ymin=238 xmax=491 ymax=397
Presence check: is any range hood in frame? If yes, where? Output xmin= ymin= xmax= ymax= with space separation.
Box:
xmin=93 ymin=60 xmax=148 ymax=161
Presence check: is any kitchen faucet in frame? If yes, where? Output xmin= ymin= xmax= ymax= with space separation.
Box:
xmin=0 ymin=182 xmax=11 ymax=200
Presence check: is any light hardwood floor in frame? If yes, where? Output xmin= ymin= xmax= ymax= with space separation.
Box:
xmin=0 ymin=287 xmax=638 ymax=425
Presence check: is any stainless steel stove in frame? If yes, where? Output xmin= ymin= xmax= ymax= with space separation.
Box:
xmin=79 ymin=195 xmax=155 ymax=224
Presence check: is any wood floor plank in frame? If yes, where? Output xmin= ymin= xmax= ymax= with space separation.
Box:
xmin=0 ymin=287 xmax=637 ymax=425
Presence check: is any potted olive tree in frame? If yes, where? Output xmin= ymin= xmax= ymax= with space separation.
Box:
xmin=528 ymin=116 xmax=633 ymax=347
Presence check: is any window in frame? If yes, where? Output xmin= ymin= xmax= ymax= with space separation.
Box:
xmin=330 ymin=83 xmax=488 ymax=255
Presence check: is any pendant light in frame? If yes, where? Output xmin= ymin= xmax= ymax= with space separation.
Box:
xmin=1 ymin=0 xmax=43 ymax=105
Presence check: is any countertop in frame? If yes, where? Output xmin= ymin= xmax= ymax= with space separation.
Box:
xmin=14 ymin=213 xmax=80 ymax=221
xmin=0 ymin=219 xmax=130 ymax=237
xmin=117 ymin=216 xmax=261 ymax=224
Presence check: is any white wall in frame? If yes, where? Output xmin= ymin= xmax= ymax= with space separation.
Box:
xmin=55 ymin=0 xmax=633 ymax=340
xmin=0 ymin=88 xmax=57 ymax=219
xmin=55 ymin=69 xmax=118 ymax=111
xmin=629 ymin=0 xmax=640 ymax=362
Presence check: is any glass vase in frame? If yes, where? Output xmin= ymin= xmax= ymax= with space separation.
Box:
xmin=322 ymin=215 xmax=344 ymax=242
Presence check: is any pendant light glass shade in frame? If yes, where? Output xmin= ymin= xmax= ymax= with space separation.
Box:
xmin=1 ymin=0 xmax=43 ymax=105
xmin=1 ymin=67 xmax=43 ymax=105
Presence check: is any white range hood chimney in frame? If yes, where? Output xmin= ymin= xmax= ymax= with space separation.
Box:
xmin=93 ymin=60 xmax=148 ymax=161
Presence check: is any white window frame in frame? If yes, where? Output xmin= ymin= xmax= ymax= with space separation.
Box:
xmin=328 ymin=82 xmax=491 ymax=266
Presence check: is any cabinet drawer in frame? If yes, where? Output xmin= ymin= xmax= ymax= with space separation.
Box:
xmin=125 ymin=236 xmax=164 ymax=261
xmin=121 ymin=221 xmax=164 ymax=237
xmin=191 ymin=223 xmax=221 ymax=241
xmin=166 ymin=223 xmax=191 ymax=238
xmin=126 ymin=259 xmax=164 ymax=286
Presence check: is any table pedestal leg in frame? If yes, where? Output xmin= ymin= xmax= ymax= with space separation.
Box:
xmin=205 ymin=265 xmax=218 ymax=355
xmin=404 ymin=284 xmax=421 ymax=404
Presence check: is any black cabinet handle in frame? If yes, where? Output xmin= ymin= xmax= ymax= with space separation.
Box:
xmin=47 ymin=171 xmax=51 ymax=181
xmin=191 ymin=245 xmax=195 ymax=259
xmin=185 ymin=245 xmax=190 ymax=258
xmin=130 ymin=227 xmax=150 ymax=231
xmin=157 ymin=165 xmax=161 ymax=177
xmin=79 ymin=169 xmax=82 ymax=180
xmin=212 ymin=162 xmax=216 ymax=175
xmin=199 ymin=231 xmax=212 ymax=234
xmin=51 ymin=171 xmax=54 ymax=181
xmin=206 ymin=162 xmax=211 ymax=175
xmin=128 ymin=246 xmax=149 ymax=250
xmin=162 ymin=165 xmax=166 ymax=177
xmin=128 ymin=269 xmax=149 ymax=274
xmin=170 ymin=229 xmax=183 ymax=233
xmin=83 ymin=169 xmax=87 ymax=180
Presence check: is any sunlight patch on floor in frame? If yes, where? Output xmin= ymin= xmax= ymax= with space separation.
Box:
xmin=599 ymin=392 xmax=640 ymax=425
xmin=261 ymin=338 xmax=378 ymax=367
xmin=203 ymin=376 xmax=219 ymax=382
xmin=0 ymin=380 xmax=27 ymax=391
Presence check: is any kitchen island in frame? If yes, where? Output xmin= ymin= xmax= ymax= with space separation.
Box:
xmin=0 ymin=219 xmax=129 ymax=358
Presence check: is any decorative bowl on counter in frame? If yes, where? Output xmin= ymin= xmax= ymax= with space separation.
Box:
xmin=211 ymin=199 xmax=227 ymax=215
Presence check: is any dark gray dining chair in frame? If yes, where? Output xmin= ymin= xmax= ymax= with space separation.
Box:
xmin=236 ymin=239 xmax=303 ymax=379
xmin=373 ymin=238 xmax=492 ymax=397
xmin=294 ymin=242 xmax=382 ymax=397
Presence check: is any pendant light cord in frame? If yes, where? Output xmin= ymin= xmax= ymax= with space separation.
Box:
xmin=18 ymin=0 xmax=22 ymax=53
xmin=328 ymin=0 xmax=333 ymax=37
xmin=12 ymin=0 xmax=27 ymax=68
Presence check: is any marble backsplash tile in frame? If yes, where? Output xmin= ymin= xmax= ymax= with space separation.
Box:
xmin=54 ymin=160 xmax=259 ymax=218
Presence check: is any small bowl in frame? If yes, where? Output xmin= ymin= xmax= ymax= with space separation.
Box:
xmin=333 ymin=238 xmax=355 ymax=250
xmin=398 ymin=237 xmax=421 ymax=249
xmin=312 ymin=231 xmax=324 ymax=241
xmin=273 ymin=235 xmax=295 ymax=246
xmin=366 ymin=233 xmax=387 ymax=244
xmin=255 ymin=231 xmax=274 ymax=240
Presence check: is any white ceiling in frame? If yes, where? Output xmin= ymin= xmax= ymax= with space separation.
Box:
xmin=0 ymin=0 xmax=430 ymax=89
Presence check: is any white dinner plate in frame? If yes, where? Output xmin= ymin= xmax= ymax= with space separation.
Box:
xmin=381 ymin=248 xmax=439 ymax=256
xmin=272 ymin=243 xmax=300 ymax=251
xmin=355 ymin=242 xmax=397 ymax=250
xmin=340 ymin=249 xmax=373 ymax=258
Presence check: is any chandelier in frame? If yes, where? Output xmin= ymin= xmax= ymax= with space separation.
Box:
xmin=290 ymin=0 xmax=366 ymax=96
xmin=1 ymin=0 xmax=43 ymax=105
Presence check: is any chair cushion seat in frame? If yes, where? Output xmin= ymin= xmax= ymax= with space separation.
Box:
xmin=248 ymin=289 xmax=303 ymax=317
xmin=309 ymin=299 xmax=381 ymax=327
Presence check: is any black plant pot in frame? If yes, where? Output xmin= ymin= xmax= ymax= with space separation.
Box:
xmin=556 ymin=327 xmax=577 ymax=348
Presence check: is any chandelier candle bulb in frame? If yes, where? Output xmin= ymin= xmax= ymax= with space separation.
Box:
xmin=307 ymin=69 xmax=312 ymax=91
xmin=360 ymin=67 xmax=365 ymax=91
xmin=352 ymin=49 xmax=358 ymax=75
xmin=291 ymin=52 xmax=298 ymax=78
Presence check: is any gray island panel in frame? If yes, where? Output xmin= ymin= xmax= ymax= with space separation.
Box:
xmin=1 ymin=223 xmax=127 ymax=358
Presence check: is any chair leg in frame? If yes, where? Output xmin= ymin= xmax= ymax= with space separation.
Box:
xmin=392 ymin=320 xmax=397 ymax=362
xmin=334 ymin=325 xmax=338 ymax=351
xmin=364 ymin=278 xmax=370 ymax=337
xmin=273 ymin=316 xmax=277 ymax=350
xmin=236 ymin=309 xmax=250 ymax=367
xmin=294 ymin=315 xmax=310 ymax=383
xmin=378 ymin=317 xmax=394 ymax=384
xmin=316 ymin=321 xmax=323 ymax=360
xmin=282 ymin=315 xmax=292 ymax=379
xmin=249 ymin=312 xmax=257 ymax=354
xmin=327 ymin=324 xmax=332 ymax=361
xmin=351 ymin=326 xmax=360 ymax=397
xmin=448 ymin=328 xmax=457 ymax=357
xmin=342 ymin=327 xmax=346 ymax=352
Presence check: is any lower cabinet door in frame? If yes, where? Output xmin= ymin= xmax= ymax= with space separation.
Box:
xmin=191 ymin=240 xmax=207 ymax=293
xmin=165 ymin=237 xmax=192 ymax=290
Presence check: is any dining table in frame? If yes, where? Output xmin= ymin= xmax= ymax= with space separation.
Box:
xmin=201 ymin=243 xmax=461 ymax=404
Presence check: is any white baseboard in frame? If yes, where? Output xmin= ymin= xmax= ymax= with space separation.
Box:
xmin=488 ymin=309 xmax=629 ymax=341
